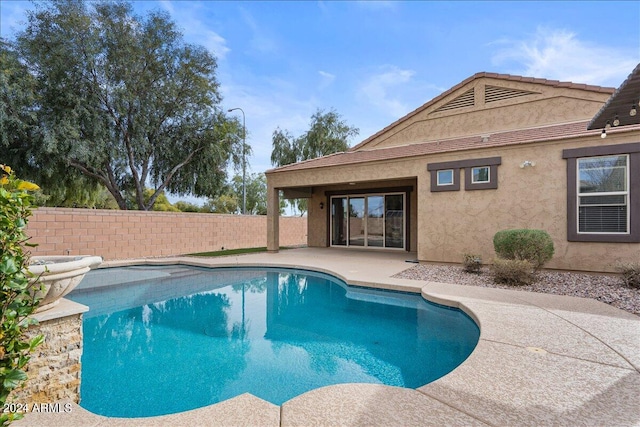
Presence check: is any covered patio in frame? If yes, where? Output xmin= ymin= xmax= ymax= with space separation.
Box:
xmin=266 ymin=165 xmax=420 ymax=254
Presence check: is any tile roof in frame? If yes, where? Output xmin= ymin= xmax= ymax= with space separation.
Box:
xmin=350 ymin=72 xmax=615 ymax=151
xmin=267 ymin=120 xmax=640 ymax=174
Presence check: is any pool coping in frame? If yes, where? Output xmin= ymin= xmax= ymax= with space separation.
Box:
xmin=14 ymin=248 xmax=640 ymax=426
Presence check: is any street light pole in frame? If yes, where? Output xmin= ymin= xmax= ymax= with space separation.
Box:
xmin=227 ymin=107 xmax=246 ymax=215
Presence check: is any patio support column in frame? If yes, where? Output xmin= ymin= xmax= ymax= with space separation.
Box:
xmin=267 ymin=184 xmax=280 ymax=252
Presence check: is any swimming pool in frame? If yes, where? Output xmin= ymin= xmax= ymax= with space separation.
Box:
xmin=68 ymin=265 xmax=479 ymax=418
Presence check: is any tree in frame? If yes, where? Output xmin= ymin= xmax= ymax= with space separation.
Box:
xmin=230 ymin=173 xmax=267 ymax=215
xmin=2 ymin=38 xmax=106 ymax=210
xmin=1 ymin=39 xmax=52 ymax=188
xmin=271 ymin=108 xmax=358 ymax=166
xmin=0 ymin=39 xmax=36 ymax=170
xmin=141 ymin=189 xmax=179 ymax=212
xmin=12 ymin=0 xmax=244 ymax=210
xmin=36 ymin=182 xmax=120 ymax=209
xmin=271 ymin=108 xmax=358 ymax=214
xmin=174 ymin=201 xmax=202 ymax=213
xmin=202 ymin=194 xmax=238 ymax=214
xmin=202 ymin=173 xmax=266 ymax=215
xmin=201 ymin=173 xmax=286 ymax=215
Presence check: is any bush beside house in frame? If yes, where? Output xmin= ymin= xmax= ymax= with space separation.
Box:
xmin=491 ymin=229 xmax=555 ymax=286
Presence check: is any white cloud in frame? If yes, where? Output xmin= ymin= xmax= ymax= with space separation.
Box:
xmin=358 ymin=66 xmax=416 ymax=118
xmin=491 ymin=27 xmax=638 ymax=87
xmin=158 ymin=1 xmax=230 ymax=60
xmin=318 ymin=70 xmax=336 ymax=89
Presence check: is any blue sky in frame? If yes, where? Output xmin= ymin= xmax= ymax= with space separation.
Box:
xmin=2 ymin=1 xmax=639 ymax=204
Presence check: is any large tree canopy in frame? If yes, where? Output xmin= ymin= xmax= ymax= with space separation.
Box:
xmin=1 ymin=38 xmax=119 ymax=207
xmin=271 ymin=108 xmax=359 ymax=167
xmin=271 ymin=108 xmax=358 ymax=214
xmin=7 ymin=0 xmax=243 ymax=210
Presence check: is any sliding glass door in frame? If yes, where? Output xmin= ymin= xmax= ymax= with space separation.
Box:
xmin=348 ymin=197 xmax=365 ymax=246
xmin=330 ymin=192 xmax=405 ymax=249
xmin=367 ymin=196 xmax=384 ymax=247
xmin=385 ymin=194 xmax=404 ymax=248
xmin=331 ymin=197 xmax=347 ymax=246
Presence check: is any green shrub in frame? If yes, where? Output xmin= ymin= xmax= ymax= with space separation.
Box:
xmin=493 ymin=229 xmax=554 ymax=269
xmin=0 ymin=165 xmax=43 ymax=426
xmin=462 ymin=253 xmax=482 ymax=274
xmin=616 ymin=262 xmax=640 ymax=289
xmin=490 ymin=258 xmax=536 ymax=286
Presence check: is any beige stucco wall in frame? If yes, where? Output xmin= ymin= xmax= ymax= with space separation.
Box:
xmin=363 ymin=80 xmax=611 ymax=149
xmin=416 ymin=132 xmax=639 ymax=272
xmin=418 ymin=133 xmax=640 ymax=271
xmin=268 ymin=131 xmax=639 ymax=272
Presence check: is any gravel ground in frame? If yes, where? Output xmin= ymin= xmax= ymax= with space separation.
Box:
xmin=394 ymin=264 xmax=640 ymax=316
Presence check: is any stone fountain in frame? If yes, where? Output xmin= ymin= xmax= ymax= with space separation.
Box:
xmin=28 ymin=256 xmax=103 ymax=312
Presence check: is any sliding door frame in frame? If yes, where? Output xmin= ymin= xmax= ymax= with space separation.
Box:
xmin=326 ymin=186 xmax=412 ymax=251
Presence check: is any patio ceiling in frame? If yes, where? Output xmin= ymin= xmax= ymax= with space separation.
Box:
xmin=588 ymin=63 xmax=640 ymax=130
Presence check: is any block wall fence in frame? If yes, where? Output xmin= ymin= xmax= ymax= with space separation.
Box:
xmin=25 ymin=208 xmax=307 ymax=260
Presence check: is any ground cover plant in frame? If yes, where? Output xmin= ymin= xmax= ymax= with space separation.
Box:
xmin=462 ymin=253 xmax=482 ymax=274
xmin=617 ymin=262 xmax=640 ymax=289
xmin=0 ymin=166 xmax=43 ymax=426
xmin=490 ymin=258 xmax=536 ymax=286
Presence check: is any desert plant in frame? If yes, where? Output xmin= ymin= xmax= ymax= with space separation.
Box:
xmin=490 ymin=258 xmax=536 ymax=286
xmin=462 ymin=253 xmax=482 ymax=274
xmin=616 ymin=262 xmax=640 ymax=289
xmin=493 ymin=229 xmax=554 ymax=269
xmin=0 ymin=165 xmax=43 ymax=426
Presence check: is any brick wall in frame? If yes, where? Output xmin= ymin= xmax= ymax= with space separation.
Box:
xmin=26 ymin=208 xmax=307 ymax=260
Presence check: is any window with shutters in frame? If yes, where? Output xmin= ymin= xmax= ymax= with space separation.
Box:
xmin=562 ymin=143 xmax=639 ymax=243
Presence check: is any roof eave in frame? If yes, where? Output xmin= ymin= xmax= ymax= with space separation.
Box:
xmin=588 ymin=63 xmax=640 ymax=130
xmin=269 ymin=121 xmax=640 ymax=175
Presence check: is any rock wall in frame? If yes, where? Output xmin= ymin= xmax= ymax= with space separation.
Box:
xmin=11 ymin=314 xmax=83 ymax=404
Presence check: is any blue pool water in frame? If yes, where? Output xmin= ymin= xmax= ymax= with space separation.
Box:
xmin=68 ymin=266 xmax=479 ymax=418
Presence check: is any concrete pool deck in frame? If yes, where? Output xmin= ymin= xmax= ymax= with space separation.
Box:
xmin=15 ymin=248 xmax=640 ymax=426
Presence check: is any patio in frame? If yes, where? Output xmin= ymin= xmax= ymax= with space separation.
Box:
xmin=15 ymin=248 xmax=640 ymax=426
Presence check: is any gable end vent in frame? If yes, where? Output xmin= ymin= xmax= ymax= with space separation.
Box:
xmin=485 ymin=85 xmax=539 ymax=103
xmin=434 ymin=89 xmax=475 ymax=112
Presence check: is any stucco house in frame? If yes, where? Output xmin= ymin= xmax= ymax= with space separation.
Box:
xmin=265 ymin=67 xmax=640 ymax=273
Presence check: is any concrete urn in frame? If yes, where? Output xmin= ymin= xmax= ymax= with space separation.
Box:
xmin=28 ymin=256 xmax=103 ymax=312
